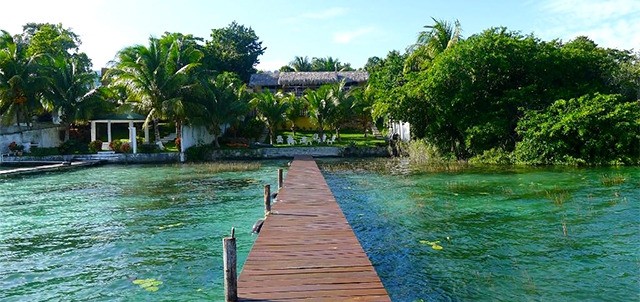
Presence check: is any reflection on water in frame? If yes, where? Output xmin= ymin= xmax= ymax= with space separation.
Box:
xmin=0 ymin=161 xmax=286 ymax=301
xmin=322 ymin=159 xmax=639 ymax=302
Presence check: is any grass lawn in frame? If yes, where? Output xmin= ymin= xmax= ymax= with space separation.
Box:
xmin=270 ymin=129 xmax=386 ymax=148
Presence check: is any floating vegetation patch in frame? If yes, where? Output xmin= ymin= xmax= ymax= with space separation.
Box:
xmin=132 ymin=278 xmax=163 ymax=292
xmin=545 ymin=186 xmax=571 ymax=205
xmin=319 ymin=158 xmax=409 ymax=175
xmin=600 ymin=174 xmax=626 ymax=186
xmin=420 ymin=240 xmax=444 ymax=250
xmin=198 ymin=161 xmax=261 ymax=173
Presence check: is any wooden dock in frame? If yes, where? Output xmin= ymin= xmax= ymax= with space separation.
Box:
xmin=238 ymin=156 xmax=390 ymax=301
xmin=0 ymin=160 xmax=101 ymax=177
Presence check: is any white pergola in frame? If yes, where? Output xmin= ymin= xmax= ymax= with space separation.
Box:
xmin=90 ymin=113 xmax=149 ymax=153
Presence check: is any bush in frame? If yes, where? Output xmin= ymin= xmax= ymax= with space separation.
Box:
xmin=88 ymin=140 xmax=103 ymax=153
xmin=120 ymin=142 xmax=131 ymax=153
xmin=185 ymin=144 xmax=212 ymax=161
xmin=139 ymin=143 xmax=159 ymax=153
xmin=469 ymin=147 xmax=514 ymax=165
xmin=29 ymin=147 xmax=60 ymax=156
xmin=515 ymin=93 xmax=640 ymax=165
xmin=237 ymin=118 xmax=265 ymax=140
xmin=109 ymin=140 xmax=123 ymax=152
xmin=58 ymin=139 xmax=86 ymax=155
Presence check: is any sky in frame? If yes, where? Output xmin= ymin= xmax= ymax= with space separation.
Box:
xmin=1 ymin=0 xmax=638 ymax=71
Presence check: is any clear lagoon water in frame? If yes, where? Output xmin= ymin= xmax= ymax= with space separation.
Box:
xmin=1 ymin=160 xmax=638 ymax=301
xmin=0 ymin=162 xmax=285 ymax=301
xmin=321 ymin=160 xmax=639 ymax=302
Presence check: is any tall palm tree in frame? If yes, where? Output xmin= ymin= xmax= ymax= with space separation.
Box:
xmin=311 ymin=56 xmax=353 ymax=72
xmin=105 ymin=35 xmax=202 ymax=148
xmin=326 ymin=80 xmax=354 ymax=139
xmin=250 ymin=90 xmax=289 ymax=144
xmin=304 ymin=85 xmax=334 ymax=140
xmin=405 ymin=18 xmax=462 ymax=72
xmin=43 ymin=55 xmax=101 ymax=140
xmin=0 ymin=31 xmax=48 ymax=128
xmin=193 ymin=72 xmax=249 ymax=148
xmin=284 ymin=93 xmax=303 ymax=137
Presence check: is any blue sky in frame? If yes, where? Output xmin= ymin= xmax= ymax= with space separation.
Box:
xmin=1 ymin=0 xmax=638 ymax=71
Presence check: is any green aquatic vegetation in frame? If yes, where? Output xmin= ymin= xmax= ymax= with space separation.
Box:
xmin=132 ymin=278 xmax=163 ymax=292
xmin=446 ymin=181 xmax=496 ymax=196
xmin=420 ymin=240 xmax=444 ymax=250
xmin=545 ymin=186 xmax=571 ymax=205
xmin=600 ymin=174 xmax=626 ymax=186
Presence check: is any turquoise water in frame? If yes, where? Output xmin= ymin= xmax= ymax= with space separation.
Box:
xmin=0 ymin=162 xmax=285 ymax=301
xmin=322 ymin=162 xmax=639 ymax=302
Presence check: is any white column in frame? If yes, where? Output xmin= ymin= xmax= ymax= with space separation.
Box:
xmin=91 ymin=121 xmax=96 ymax=142
xmin=144 ymin=125 xmax=150 ymax=143
xmin=129 ymin=125 xmax=137 ymax=154
xmin=107 ymin=121 xmax=112 ymax=143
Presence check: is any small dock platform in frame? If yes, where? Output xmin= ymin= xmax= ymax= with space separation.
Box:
xmin=0 ymin=160 xmax=101 ymax=177
xmin=238 ymin=156 xmax=390 ymax=301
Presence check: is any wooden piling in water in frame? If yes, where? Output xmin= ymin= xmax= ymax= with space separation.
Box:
xmin=223 ymin=227 xmax=237 ymax=302
xmin=264 ymin=184 xmax=271 ymax=214
xmin=277 ymin=168 xmax=283 ymax=190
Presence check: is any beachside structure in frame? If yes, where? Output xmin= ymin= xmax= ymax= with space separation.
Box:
xmin=249 ymin=71 xmax=369 ymax=96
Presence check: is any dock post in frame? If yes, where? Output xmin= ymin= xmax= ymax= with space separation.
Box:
xmin=223 ymin=227 xmax=237 ymax=302
xmin=277 ymin=168 xmax=283 ymax=190
xmin=264 ymin=184 xmax=271 ymax=214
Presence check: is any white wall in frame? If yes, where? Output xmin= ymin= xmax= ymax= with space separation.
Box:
xmin=389 ymin=121 xmax=411 ymax=142
xmin=180 ymin=125 xmax=216 ymax=152
xmin=0 ymin=126 xmax=64 ymax=153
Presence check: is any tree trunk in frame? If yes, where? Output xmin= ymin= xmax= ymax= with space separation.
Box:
xmin=153 ymin=118 xmax=164 ymax=149
xmin=175 ymin=119 xmax=182 ymax=152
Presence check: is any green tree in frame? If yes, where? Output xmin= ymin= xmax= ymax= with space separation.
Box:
xmin=105 ymin=35 xmax=202 ymax=148
xmin=311 ymin=56 xmax=353 ymax=71
xmin=0 ymin=30 xmax=48 ymax=128
xmin=304 ymin=85 xmax=334 ymax=139
xmin=284 ymin=92 xmax=304 ymax=137
xmin=193 ymin=72 xmax=249 ymax=148
xmin=326 ymin=80 xmax=354 ymax=139
xmin=43 ymin=55 xmax=102 ymax=140
xmin=404 ymin=18 xmax=461 ymax=72
xmin=364 ymin=51 xmax=406 ymax=121
xmin=204 ymin=21 xmax=265 ymax=82
xmin=515 ymin=93 xmax=640 ymax=165
xmin=250 ymin=90 xmax=289 ymax=144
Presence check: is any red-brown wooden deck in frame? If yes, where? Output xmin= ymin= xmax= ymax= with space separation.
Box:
xmin=238 ymin=156 xmax=390 ymax=301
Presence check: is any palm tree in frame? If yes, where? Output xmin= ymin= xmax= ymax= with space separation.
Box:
xmin=105 ymin=35 xmax=202 ymax=148
xmin=43 ymin=55 xmax=101 ymax=140
xmin=193 ymin=72 xmax=249 ymax=148
xmin=405 ymin=18 xmax=462 ymax=72
xmin=304 ymin=85 xmax=334 ymax=140
xmin=311 ymin=56 xmax=353 ymax=72
xmin=250 ymin=90 xmax=289 ymax=144
xmin=289 ymin=56 xmax=312 ymax=72
xmin=326 ymin=80 xmax=354 ymax=140
xmin=284 ymin=93 xmax=303 ymax=137
xmin=0 ymin=31 xmax=48 ymax=128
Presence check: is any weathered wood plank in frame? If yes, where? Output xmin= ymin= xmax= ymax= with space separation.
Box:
xmin=237 ymin=156 xmax=389 ymax=301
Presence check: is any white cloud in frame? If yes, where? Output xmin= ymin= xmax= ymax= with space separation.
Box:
xmin=538 ymin=0 xmax=640 ymax=50
xmin=256 ymin=59 xmax=288 ymax=72
xmin=333 ymin=27 xmax=376 ymax=44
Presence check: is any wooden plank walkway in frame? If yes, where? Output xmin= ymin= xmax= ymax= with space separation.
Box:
xmin=238 ymin=156 xmax=390 ymax=301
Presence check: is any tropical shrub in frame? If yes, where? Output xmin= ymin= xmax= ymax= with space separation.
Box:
xmin=120 ymin=142 xmax=131 ymax=153
xmin=185 ymin=144 xmax=212 ymax=161
xmin=58 ymin=139 xmax=85 ymax=155
xmin=515 ymin=93 xmax=640 ymax=165
xmin=88 ymin=140 xmax=103 ymax=153
xmin=109 ymin=140 xmax=123 ymax=152
xmin=139 ymin=143 xmax=159 ymax=153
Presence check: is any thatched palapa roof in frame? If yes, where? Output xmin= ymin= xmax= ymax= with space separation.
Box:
xmin=249 ymin=71 xmax=369 ymax=87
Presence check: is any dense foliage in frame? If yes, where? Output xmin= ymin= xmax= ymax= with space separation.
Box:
xmin=366 ymin=20 xmax=640 ymax=165
xmin=279 ymin=56 xmax=353 ymax=72
xmin=515 ymin=93 xmax=640 ymax=165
